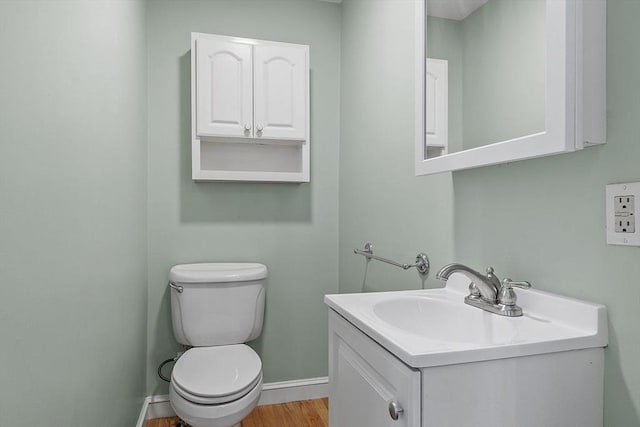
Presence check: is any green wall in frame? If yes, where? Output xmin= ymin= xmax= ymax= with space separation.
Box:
xmin=145 ymin=0 xmax=341 ymax=394
xmin=453 ymin=0 xmax=640 ymax=424
xmin=0 ymin=1 xmax=148 ymax=425
xmin=1 ymin=1 xmax=638 ymax=426
xmin=338 ymin=0 xmax=454 ymax=295
xmin=342 ymin=0 xmax=640 ymax=424
xmin=428 ymin=0 xmax=546 ymax=153
xmin=461 ymin=0 xmax=545 ymax=149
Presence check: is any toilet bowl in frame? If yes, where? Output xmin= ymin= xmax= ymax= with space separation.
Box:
xmin=168 ymin=263 xmax=267 ymax=427
xmin=169 ymin=345 xmax=263 ymax=427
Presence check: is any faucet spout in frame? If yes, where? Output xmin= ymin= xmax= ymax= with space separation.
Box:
xmin=436 ymin=263 xmax=501 ymax=302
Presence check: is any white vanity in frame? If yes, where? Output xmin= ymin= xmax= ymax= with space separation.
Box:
xmin=325 ymin=273 xmax=608 ymax=427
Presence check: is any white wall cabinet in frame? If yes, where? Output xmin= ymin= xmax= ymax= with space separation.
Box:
xmin=328 ymin=312 xmax=421 ymax=427
xmin=192 ymin=33 xmax=310 ymax=182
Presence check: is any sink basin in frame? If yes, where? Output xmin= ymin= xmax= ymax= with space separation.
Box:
xmin=325 ymin=272 xmax=607 ymax=368
xmin=372 ymin=295 xmax=526 ymax=345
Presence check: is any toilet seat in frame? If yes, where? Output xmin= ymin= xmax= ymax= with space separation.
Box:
xmin=172 ymin=373 xmax=262 ymax=405
xmin=170 ymin=374 xmax=263 ymax=427
xmin=171 ymin=344 xmax=262 ymax=405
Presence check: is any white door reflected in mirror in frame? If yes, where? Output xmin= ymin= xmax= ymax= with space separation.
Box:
xmin=425 ymin=58 xmax=448 ymax=158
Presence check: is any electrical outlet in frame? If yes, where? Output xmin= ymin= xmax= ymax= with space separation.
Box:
xmin=615 ymin=215 xmax=635 ymax=233
xmin=614 ymin=195 xmax=635 ymax=232
xmin=614 ymin=195 xmax=634 ymax=213
xmin=606 ymin=182 xmax=640 ymax=246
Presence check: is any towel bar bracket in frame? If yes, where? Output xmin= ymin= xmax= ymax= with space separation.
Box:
xmin=353 ymin=242 xmax=430 ymax=278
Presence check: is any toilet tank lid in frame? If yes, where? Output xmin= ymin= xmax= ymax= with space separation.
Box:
xmin=169 ymin=263 xmax=267 ymax=283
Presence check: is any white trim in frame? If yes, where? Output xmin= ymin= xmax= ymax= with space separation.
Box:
xmin=136 ymin=377 xmax=328 ymax=425
xmin=258 ymin=376 xmax=328 ymax=405
xmin=135 ymin=395 xmax=175 ymax=427
xmin=414 ymin=0 xmax=426 ymax=177
xmin=135 ymin=396 xmax=150 ymax=427
xmin=147 ymin=395 xmax=175 ymax=420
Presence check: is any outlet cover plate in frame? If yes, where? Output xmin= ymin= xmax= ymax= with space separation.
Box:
xmin=606 ymin=182 xmax=640 ymax=246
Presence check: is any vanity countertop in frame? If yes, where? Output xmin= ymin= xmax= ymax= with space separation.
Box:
xmin=324 ymin=273 xmax=608 ymax=368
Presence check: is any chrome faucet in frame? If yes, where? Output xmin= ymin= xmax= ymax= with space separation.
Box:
xmin=436 ymin=263 xmax=531 ymax=317
xmin=436 ymin=264 xmax=501 ymax=302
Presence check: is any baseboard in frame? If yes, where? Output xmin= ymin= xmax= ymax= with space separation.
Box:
xmin=136 ymin=377 xmax=328 ymax=426
xmin=135 ymin=394 xmax=174 ymax=427
xmin=258 ymin=376 xmax=328 ymax=405
xmin=135 ymin=396 xmax=149 ymax=427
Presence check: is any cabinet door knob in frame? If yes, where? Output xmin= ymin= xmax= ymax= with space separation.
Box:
xmin=388 ymin=401 xmax=404 ymax=421
xmin=257 ymin=125 xmax=264 ymax=132
xmin=244 ymin=124 xmax=251 ymax=131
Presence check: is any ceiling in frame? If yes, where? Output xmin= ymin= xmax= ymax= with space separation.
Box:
xmin=427 ymin=0 xmax=489 ymax=21
xmin=316 ymin=0 xmax=489 ymax=21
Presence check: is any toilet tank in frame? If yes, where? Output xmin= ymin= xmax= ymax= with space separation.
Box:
xmin=169 ymin=263 xmax=267 ymax=347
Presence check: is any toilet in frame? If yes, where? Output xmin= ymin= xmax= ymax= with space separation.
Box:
xmin=168 ymin=263 xmax=267 ymax=427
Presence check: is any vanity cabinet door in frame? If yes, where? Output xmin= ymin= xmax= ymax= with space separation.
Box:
xmin=329 ymin=311 xmax=421 ymax=427
xmin=196 ymin=38 xmax=253 ymax=138
xmin=253 ymin=44 xmax=307 ymax=141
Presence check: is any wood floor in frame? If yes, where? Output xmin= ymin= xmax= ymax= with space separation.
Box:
xmin=146 ymin=398 xmax=328 ymax=427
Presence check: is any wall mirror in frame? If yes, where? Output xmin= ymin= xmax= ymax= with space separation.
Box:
xmin=414 ymin=0 xmax=606 ymax=176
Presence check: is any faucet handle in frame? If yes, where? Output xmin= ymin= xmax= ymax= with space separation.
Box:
xmin=499 ymin=278 xmax=531 ymax=307
xmin=502 ymin=278 xmax=531 ymax=290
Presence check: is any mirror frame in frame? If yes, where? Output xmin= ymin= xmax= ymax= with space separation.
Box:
xmin=415 ymin=0 xmax=606 ymax=176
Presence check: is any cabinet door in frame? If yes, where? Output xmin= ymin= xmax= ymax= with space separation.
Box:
xmin=425 ymin=58 xmax=448 ymax=151
xmin=329 ymin=312 xmax=421 ymax=427
xmin=196 ymin=38 xmax=253 ymax=138
xmin=253 ymin=44 xmax=307 ymax=140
